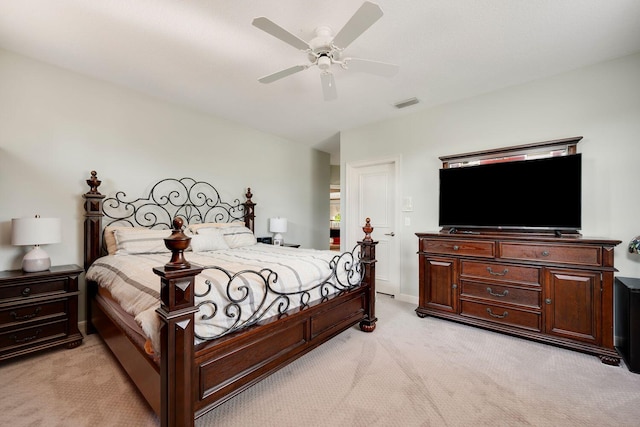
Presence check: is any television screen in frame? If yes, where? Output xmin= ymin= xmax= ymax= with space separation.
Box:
xmin=439 ymin=154 xmax=581 ymax=230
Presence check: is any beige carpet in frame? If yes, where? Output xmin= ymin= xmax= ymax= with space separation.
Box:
xmin=1 ymin=295 xmax=639 ymax=426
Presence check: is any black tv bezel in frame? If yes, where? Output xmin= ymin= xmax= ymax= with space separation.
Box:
xmin=438 ymin=153 xmax=582 ymax=233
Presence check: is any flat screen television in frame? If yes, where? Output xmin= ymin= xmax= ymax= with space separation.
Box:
xmin=439 ymin=153 xmax=581 ymax=231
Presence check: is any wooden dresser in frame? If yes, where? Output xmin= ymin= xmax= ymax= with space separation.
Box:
xmin=416 ymin=232 xmax=622 ymax=364
xmin=0 ymin=264 xmax=83 ymax=362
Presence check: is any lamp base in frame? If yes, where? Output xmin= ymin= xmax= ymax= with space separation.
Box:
xmin=22 ymin=246 xmax=51 ymax=273
xmin=273 ymin=233 xmax=283 ymax=246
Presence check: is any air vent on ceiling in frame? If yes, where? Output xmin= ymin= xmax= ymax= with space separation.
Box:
xmin=394 ymin=97 xmax=419 ymax=109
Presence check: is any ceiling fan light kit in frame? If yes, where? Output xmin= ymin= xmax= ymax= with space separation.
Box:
xmin=252 ymin=1 xmax=399 ymax=101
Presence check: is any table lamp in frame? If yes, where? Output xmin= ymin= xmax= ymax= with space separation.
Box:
xmin=269 ymin=217 xmax=287 ymax=246
xmin=11 ymin=215 xmax=62 ymax=272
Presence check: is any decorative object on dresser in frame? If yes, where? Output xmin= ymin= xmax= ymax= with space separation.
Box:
xmin=269 ymin=217 xmax=287 ymax=245
xmin=0 ymin=264 xmax=83 ymax=362
xmin=11 ymin=215 xmax=62 ymax=272
xmin=417 ymin=137 xmax=622 ymax=365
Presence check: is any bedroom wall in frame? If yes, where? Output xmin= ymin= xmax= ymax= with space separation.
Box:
xmin=341 ymin=52 xmax=640 ymax=302
xmin=0 ymin=49 xmax=330 ymax=318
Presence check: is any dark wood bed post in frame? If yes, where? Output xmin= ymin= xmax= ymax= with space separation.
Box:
xmin=153 ymin=218 xmax=203 ymax=427
xmin=83 ymin=171 xmax=105 ymax=335
xmin=242 ymin=187 xmax=256 ymax=232
xmin=359 ymin=218 xmax=378 ymax=332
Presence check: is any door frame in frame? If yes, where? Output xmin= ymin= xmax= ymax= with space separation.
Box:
xmin=345 ymin=155 xmax=402 ymax=297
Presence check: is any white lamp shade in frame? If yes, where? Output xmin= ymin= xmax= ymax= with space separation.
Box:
xmin=11 ymin=217 xmax=62 ymax=246
xmin=269 ymin=217 xmax=288 ymax=233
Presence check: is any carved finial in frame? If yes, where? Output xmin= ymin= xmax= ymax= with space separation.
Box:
xmin=86 ymin=170 xmax=102 ymax=194
xmin=362 ymin=217 xmax=373 ymax=242
xmin=164 ymin=217 xmax=191 ymax=270
xmin=245 ymin=187 xmax=253 ymax=202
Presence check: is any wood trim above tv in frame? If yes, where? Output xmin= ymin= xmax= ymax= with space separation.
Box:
xmin=439 ymin=136 xmax=582 ymax=169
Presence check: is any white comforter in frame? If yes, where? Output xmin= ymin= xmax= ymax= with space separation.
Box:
xmin=86 ymin=243 xmax=360 ymax=353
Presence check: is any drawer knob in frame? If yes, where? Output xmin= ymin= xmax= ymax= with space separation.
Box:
xmin=541 ymin=250 xmax=550 ymax=257
xmin=545 ymin=298 xmax=552 ymax=305
xmin=452 ymin=284 xmax=458 ymax=289
xmin=452 ymin=245 xmax=459 ymax=251
xmin=486 ymin=287 xmax=509 ymax=297
xmin=486 ymin=308 xmax=508 ymax=319
xmin=487 ymin=267 xmax=508 ymax=276
xmin=21 ymin=287 xmax=32 ymax=297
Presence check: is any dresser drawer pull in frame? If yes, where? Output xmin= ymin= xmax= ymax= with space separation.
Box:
xmin=486 ymin=287 xmax=509 ymax=297
xmin=10 ymin=329 xmax=41 ymax=344
xmin=452 ymin=245 xmax=459 ymax=251
xmin=541 ymin=250 xmax=550 ymax=257
xmin=486 ymin=267 xmax=508 ymax=276
xmin=21 ymin=287 xmax=32 ymax=297
xmin=486 ymin=308 xmax=508 ymax=319
xmin=10 ymin=307 xmax=42 ymax=321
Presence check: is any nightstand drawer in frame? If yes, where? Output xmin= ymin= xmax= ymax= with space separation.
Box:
xmin=0 ymin=299 xmax=67 ymax=329
xmin=0 ymin=319 xmax=68 ymax=353
xmin=420 ymin=238 xmax=495 ymax=258
xmin=0 ymin=277 xmax=69 ymax=301
xmin=500 ymin=242 xmax=601 ymax=267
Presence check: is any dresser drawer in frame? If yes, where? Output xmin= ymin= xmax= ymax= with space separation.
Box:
xmin=499 ymin=242 xmax=601 ymax=267
xmin=420 ymin=238 xmax=495 ymax=258
xmin=0 ymin=277 xmax=69 ymax=301
xmin=460 ymin=280 xmax=540 ymax=309
xmin=0 ymin=319 xmax=68 ymax=353
xmin=460 ymin=300 xmax=541 ymax=332
xmin=0 ymin=299 xmax=67 ymax=329
xmin=460 ymin=260 xmax=540 ymax=285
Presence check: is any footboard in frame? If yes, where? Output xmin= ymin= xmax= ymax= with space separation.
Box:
xmin=154 ymin=218 xmax=377 ymax=426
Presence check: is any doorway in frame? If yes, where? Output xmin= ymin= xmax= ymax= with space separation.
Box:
xmin=345 ymin=157 xmax=400 ymax=297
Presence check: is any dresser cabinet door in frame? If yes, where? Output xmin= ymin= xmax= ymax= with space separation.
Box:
xmin=420 ymin=256 xmax=458 ymax=313
xmin=544 ymin=269 xmax=601 ymax=345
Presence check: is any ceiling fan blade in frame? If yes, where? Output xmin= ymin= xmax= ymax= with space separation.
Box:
xmin=332 ymin=1 xmax=383 ymax=49
xmin=252 ymin=17 xmax=310 ymax=51
xmin=345 ymin=58 xmax=399 ymax=77
xmin=321 ymin=73 xmax=337 ymax=101
xmin=258 ymin=65 xmax=308 ymax=84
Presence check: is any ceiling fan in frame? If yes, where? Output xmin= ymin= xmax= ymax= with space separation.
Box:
xmin=252 ymin=1 xmax=399 ymax=101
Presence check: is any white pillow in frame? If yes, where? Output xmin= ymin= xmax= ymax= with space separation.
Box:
xmin=114 ymin=228 xmax=171 ymax=255
xmin=188 ymin=221 xmax=245 ymax=234
xmin=190 ymin=229 xmax=229 ymax=252
xmin=219 ymin=225 xmax=257 ymax=248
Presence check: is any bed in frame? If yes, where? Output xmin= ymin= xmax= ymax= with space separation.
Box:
xmin=82 ymin=171 xmax=377 ymax=427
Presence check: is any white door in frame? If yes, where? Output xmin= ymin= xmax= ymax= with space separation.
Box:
xmin=346 ymin=159 xmax=399 ymax=297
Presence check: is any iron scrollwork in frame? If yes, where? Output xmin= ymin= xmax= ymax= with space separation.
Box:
xmin=102 ymin=177 xmax=246 ymax=230
xmin=193 ymin=245 xmax=364 ymax=341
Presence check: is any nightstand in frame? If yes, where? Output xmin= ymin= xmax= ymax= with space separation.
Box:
xmin=0 ymin=264 xmax=83 ymax=362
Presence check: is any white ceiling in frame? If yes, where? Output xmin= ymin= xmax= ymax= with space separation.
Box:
xmin=2 ymin=1 xmax=640 ymax=163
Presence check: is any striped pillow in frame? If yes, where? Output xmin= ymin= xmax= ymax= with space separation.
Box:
xmin=199 ymin=225 xmax=256 ymax=248
xmin=113 ymin=228 xmax=171 ymax=255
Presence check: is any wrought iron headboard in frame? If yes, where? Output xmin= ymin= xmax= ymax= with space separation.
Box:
xmin=82 ymin=171 xmax=255 ymax=269
xmin=102 ymin=177 xmax=252 ymax=230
